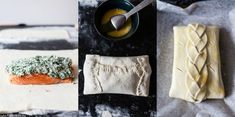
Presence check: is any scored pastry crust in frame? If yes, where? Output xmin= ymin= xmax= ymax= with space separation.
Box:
xmin=10 ymin=74 xmax=73 ymax=85
xmin=169 ymin=24 xmax=225 ymax=103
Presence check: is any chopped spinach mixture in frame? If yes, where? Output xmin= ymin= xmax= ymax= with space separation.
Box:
xmin=6 ymin=56 xmax=74 ymax=79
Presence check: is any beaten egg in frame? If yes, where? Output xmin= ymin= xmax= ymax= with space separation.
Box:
xmin=101 ymin=8 xmax=132 ymax=38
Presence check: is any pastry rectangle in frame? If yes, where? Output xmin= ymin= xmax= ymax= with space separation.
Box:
xmin=0 ymin=29 xmax=70 ymax=39
xmin=169 ymin=24 xmax=225 ymax=102
xmin=83 ymin=55 xmax=152 ymax=96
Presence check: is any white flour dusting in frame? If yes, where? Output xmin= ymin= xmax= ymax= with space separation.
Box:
xmin=79 ymin=109 xmax=92 ymax=117
xmin=79 ymin=0 xmax=98 ymax=7
xmin=95 ymin=104 xmax=130 ymax=117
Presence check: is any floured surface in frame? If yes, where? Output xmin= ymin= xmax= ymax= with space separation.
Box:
xmin=0 ymin=49 xmax=78 ymax=113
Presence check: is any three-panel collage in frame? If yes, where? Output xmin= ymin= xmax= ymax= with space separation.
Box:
xmin=0 ymin=0 xmax=156 ymax=117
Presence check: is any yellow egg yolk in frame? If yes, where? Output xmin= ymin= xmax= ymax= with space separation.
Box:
xmin=101 ymin=8 xmax=132 ymax=38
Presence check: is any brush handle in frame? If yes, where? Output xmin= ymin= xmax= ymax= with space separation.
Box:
xmin=125 ymin=0 xmax=155 ymax=18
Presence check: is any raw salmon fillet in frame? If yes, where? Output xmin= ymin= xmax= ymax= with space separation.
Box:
xmin=10 ymin=74 xmax=73 ymax=85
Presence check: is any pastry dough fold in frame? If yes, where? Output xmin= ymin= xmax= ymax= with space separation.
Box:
xmin=83 ymin=55 xmax=152 ymax=96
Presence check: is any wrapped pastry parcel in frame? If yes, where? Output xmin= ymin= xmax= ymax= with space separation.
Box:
xmin=169 ymin=24 xmax=225 ymax=102
xmin=83 ymin=55 xmax=152 ymax=96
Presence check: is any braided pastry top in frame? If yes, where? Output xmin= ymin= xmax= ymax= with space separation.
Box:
xmin=185 ymin=24 xmax=208 ymax=102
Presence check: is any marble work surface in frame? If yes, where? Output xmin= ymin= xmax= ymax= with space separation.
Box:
xmin=79 ymin=0 xmax=156 ymax=117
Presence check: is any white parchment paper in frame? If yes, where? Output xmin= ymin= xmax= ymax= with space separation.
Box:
xmin=157 ymin=0 xmax=235 ymax=116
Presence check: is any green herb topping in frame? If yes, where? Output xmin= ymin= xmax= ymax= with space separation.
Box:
xmin=6 ymin=56 xmax=74 ymax=79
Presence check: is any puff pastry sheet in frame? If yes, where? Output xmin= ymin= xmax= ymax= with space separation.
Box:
xmin=169 ymin=24 xmax=225 ymax=102
xmin=83 ymin=55 xmax=152 ymax=96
